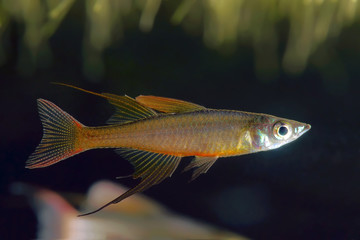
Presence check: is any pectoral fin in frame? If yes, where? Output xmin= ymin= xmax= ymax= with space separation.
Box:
xmin=183 ymin=156 xmax=218 ymax=181
xmin=136 ymin=95 xmax=206 ymax=113
xmin=78 ymin=149 xmax=181 ymax=216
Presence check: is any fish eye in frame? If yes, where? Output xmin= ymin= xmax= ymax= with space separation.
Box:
xmin=278 ymin=126 xmax=288 ymax=136
xmin=273 ymin=121 xmax=292 ymax=140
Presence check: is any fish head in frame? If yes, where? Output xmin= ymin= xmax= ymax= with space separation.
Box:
xmin=251 ymin=116 xmax=311 ymax=151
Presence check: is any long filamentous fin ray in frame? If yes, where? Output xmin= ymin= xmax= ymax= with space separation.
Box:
xmin=51 ymin=82 xmax=158 ymax=125
xmin=78 ymin=149 xmax=181 ymax=216
xmin=26 ymin=99 xmax=85 ymax=169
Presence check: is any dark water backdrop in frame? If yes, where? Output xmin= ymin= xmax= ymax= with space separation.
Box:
xmin=1 ymin=3 xmax=360 ymax=240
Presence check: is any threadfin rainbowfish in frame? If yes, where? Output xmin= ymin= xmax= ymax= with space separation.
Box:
xmin=27 ymin=83 xmax=311 ymax=216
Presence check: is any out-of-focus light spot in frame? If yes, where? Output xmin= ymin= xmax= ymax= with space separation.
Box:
xmin=93 ymin=0 xmax=103 ymax=13
xmin=315 ymin=0 xmax=325 ymax=5
xmin=139 ymin=0 xmax=161 ymax=32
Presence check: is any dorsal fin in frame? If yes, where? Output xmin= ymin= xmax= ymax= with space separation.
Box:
xmin=51 ymin=82 xmax=157 ymax=124
xmin=135 ymin=95 xmax=206 ymax=113
xmin=102 ymin=93 xmax=157 ymax=124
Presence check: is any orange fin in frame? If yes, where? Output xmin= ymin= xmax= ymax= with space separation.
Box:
xmin=183 ymin=156 xmax=218 ymax=181
xmin=78 ymin=149 xmax=181 ymax=216
xmin=26 ymin=99 xmax=85 ymax=169
xmin=135 ymin=95 xmax=206 ymax=113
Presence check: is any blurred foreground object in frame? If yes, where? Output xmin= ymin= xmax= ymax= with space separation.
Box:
xmin=0 ymin=0 xmax=359 ymax=77
xmin=12 ymin=181 xmax=248 ymax=240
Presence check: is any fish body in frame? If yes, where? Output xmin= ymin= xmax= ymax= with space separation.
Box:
xmin=80 ymin=110 xmax=306 ymax=157
xmin=27 ymin=83 xmax=311 ymax=216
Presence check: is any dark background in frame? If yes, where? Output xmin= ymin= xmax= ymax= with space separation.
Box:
xmin=1 ymin=1 xmax=360 ymax=239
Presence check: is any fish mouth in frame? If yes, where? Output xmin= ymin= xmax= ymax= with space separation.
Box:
xmin=302 ymin=124 xmax=311 ymax=135
xmin=296 ymin=123 xmax=311 ymax=137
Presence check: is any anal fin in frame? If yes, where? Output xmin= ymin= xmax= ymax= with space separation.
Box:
xmin=78 ymin=149 xmax=181 ymax=216
xmin=183 ymin=156 xmax=218 ymax=181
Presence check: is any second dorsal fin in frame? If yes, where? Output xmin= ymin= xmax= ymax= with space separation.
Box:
xmin=135 ymin=95 xmax=206 ymax=113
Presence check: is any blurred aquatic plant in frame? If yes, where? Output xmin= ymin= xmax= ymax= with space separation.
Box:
xmin=173 ymin=0 xmax=360 ymax=76
xmin=0 ymin=0 xmax=359 ymax=78
xmin=1 ymin=0 xmax=75 ymax=69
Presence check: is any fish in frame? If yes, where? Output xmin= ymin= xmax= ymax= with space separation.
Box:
xmin=26 ymin=83 xmax=311 ymax=216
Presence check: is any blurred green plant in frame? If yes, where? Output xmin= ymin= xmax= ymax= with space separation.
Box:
xmin=0 ymin=0 xmax=359 ymax=79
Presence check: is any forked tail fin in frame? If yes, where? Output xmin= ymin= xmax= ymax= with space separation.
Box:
xmin=26 ymin=99 xmax=85 ymax=169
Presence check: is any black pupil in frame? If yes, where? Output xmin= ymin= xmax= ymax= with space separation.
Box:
xmin=278 ymin=126 xmax=288 ymax=136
